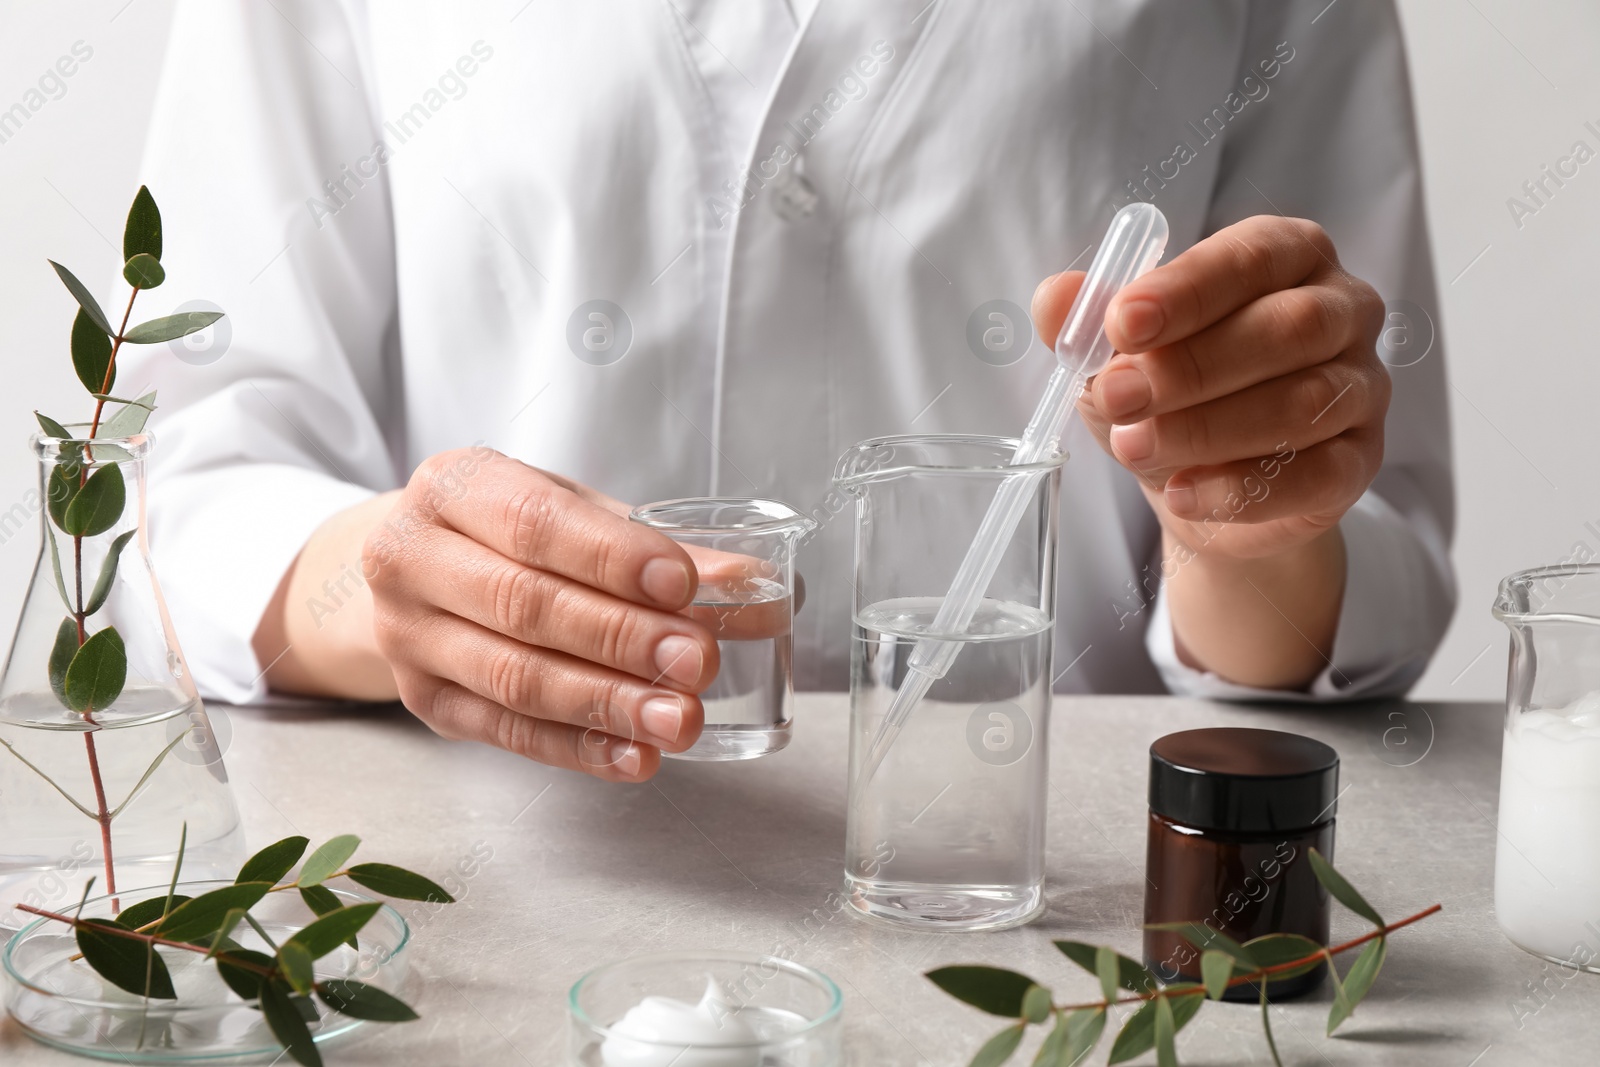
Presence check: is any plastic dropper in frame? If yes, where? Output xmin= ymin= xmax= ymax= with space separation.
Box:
xmin=854 ymin=202 xmax=1170 ymax=789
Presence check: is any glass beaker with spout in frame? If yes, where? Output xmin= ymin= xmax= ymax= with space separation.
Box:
xmin=1493 ymin=564 xmax=1600 ymax=970
xmin=832 ymin=434 xmax=1064 ymax=931
xmin=629 ymin=498 xmax=815 ymax=761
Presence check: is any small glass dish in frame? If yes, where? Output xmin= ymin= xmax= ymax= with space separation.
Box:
xmin=568 ymin=949 xmax=842 ymax=1066
xmin=4 ymin=880 xmax=410 ymax=1063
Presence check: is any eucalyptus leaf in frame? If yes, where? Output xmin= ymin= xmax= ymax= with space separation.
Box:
xmin=1327 ymin=937 xmax=1387 ymax=1035
xmin=84 ymin=530 xmax=135 ymax=615
xmin=61 ymin=463 xmax=124 ymax=537
xmin=116 ymin=894 xmax=193 ymax=931
xmin=63 ymin=625 xmax=125 ymax=714
xmin=1033 ymin=1011 xmax=1071 ymax=1067
xmin=278 ymin=940 xmax=314 ymax=994
xmin=124 ymin=185 xmax=162 ymax=261
xmin=204 ymin=909 xmax=249 ymax=958
xmin=71 ymin=308 xmax=114 ymax=394
xmin=286 ymin=902 xmax=380 ymax=961
xmin=299 ymin=884 xmax=358 ymax=950
xmin=1323 ymin=950 xmax=1353 ymax=1036
xmin=1054 ymin=941 xmax=1157 ymax=995
xmin=1095 ymin=945 xmax=1120 ymax=1006
xmin=48 ymin=617 xmax=77 ymax=706
xmin=215 ymin=948 xmax=272 ymax=1001
xmin=925 ymin=966 xmax=1038 ymax=1018
xmin=1154 ymin=996 xmax=1177 ymax=1067
xmin=1201 ymin=950 xmax=1234 ymax=1000
xmin=1240 ymin=933 xmax=1325 ymax=982
xmin=345 ymin=862 xmax=454 ymax=903
xmin=123 ymin=252 xmax=165 ymax=289
xmin=48 ymin=259 xmax=112 ymax=335
xmin=1057 ymin=1009 xmax=1107 ymax=1067
xmin=99 ymin=390 xmax=158 ymax=439
xmin=35 ymin=411 xmax=73 ymax=439
xmin=315 ymin=979 xmax=419 ymax=1022
xmin=969 ymin=1024 xmax=1025 ymax=1067
xmin=88 ymin=441 xmax=137 ymax=464
xmin=45 ymin=525 xmax=72 ymax=612
xmin=239 ymin=836 xmax=310 ymax=886
xmin=299 ymin=835 xmax=361 ymax=888
xmin=92 ymin=393 xmax=155 ymax=408
xmin=75 ymin=917 xmax=176 ymax=999
xmin=1021 ymin=984 xmax=1052 ymax=1025
xmin=156 ymin=881 xmax=273 ymax=943
xmin=1260 ymin=983 xmax=1283 ymax=1067
xmin=46 ymin=461 xmax=79 ymax=532
xmin=123 ymin=310 xmax=223 ymax=345
xmin=1145 ymin=922 xmax=1256 ymax=967
xmin=1106 ymin=989 xmax=1204 ymax=1066
xmin=1308 ymin=849 xmax=1384 ymax=928
xmin=259 ymin=976 xmax=324 ymax=1067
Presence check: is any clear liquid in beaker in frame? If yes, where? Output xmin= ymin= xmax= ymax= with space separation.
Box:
xmin=673 ymin=577 xmax=794 ymax=761
xmin=845 ymin=596 xmax=1050 ymax=930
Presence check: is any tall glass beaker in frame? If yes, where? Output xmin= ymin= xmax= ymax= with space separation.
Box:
xmin=1492 ymin=564 xmax=1600 ymax=970
xmin=630 ymin=498 xmax=815 ymax=761
xmin=833 ymin=435 xmax=1063 ymax=931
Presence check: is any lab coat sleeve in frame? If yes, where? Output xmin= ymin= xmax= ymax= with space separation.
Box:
xmin=117 ymin=0 xmax=399 ymax=705
xmin=1145 ymin=0 xmax=1456 ymax=700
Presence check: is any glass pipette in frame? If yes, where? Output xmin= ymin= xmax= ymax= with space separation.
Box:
xmin=854 ymin=202 xmax=1170 ymax=789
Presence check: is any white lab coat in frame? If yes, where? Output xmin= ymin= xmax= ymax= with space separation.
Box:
xmin=123 ymin=0 xmax=1454 ymax=706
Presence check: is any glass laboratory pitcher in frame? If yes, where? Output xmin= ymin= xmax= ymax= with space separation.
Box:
xmin=833 ymin=434 xmax=1064 ymax=931
xmin=0 ymin=433 xmax=244 ymax=929
xmin=1492 ymin=563 xmax=1600 ymax=971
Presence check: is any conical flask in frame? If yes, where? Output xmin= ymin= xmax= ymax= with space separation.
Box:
xmin=0 ymin=431 xmax=244 ymax=928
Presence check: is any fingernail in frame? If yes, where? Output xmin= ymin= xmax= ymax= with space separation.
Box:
xmin=640 ymin=558 xmax=692 ymax=606
xmin=1118 ymin=300 xmax=1164 ymax=347
xmin=1109 ymin=421 xmax=1155 ymax=463
xmin=654 ymin=635 xmax=703 ymax=687
xmin=611 ymin=740 xmax=641 ymax=777
xmin=1165 ymin=477 xmax=1198 ymax=517
xmin=640 ymin=695 xmax=684 ymax=745
xmin=1098 ymin=366 xmax=1152 ymax=418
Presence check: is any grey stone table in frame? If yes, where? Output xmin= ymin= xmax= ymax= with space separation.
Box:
xmin=1 ymin=696 xmax=1586 ymax=1066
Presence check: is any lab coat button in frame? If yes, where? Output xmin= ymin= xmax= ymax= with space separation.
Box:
xmin=771 ymin=171 xmax=819 ymax=222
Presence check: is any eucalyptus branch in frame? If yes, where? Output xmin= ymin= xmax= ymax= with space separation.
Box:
xmin=928 ymin=849 xmax=1441 ymax=1067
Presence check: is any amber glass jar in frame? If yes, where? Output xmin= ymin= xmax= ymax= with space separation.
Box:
xmin=1142 ymin=727 xmax=1338 ymax=1000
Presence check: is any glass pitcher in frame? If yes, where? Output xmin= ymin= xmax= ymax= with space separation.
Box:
xmin=1492 ymin=563 xmax=1600 ymax=970
xmin=832 ymin=434 xmax=1064 ymax=931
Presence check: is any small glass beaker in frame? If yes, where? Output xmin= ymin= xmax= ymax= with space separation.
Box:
xmin=832 ymin=434 xmax=1064 ymax=931
xmin=1492 ymin=564 xmax=1600 ymax=971
xmin=629 ymin=499 xmax=814 ymax=762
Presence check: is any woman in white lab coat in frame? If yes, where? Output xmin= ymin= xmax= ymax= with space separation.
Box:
xmin=124 ymin=0 xmax=1453 ymax=781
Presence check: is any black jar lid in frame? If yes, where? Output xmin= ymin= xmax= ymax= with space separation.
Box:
xmin=1149 ymin=728 xmax=1339 ymax=833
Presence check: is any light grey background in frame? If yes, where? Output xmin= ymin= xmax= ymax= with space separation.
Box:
xmin=0 ymin=0 xmax=1595 ymax=702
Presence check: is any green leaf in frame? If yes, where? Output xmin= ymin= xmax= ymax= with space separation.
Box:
xmin=298 ymin=835 xmax=360 ymax=888
xmin=345 ymin=862 xmax=454 ymax=903
xmin=89 ymin=441 xmax=136 ymax=464
xmin=1241 ymin=933 xmax=1325 ymax=981
xmin=1308 ymin=848 xmax=1384 ymax=927
xmin=47 ymin=461 xmax=79 ymax=532
xmin=259 ymin=976 xmax=324 ymax=1067
xmin=48 ymin=259 xmax=112 ymax=335
xmin=1033 ymin=1011 xmax=1070 ymax=1066
xmin=970 ymin=1024 xmax=1025 ymax=1067
xmin=1095 ymin=945 xmax=1120 ymax=1005
xmin=47 ymin=617 xmax=77 ymax=706
xmin=278 ymin=940 xmax=314 ymax=994
xmin=124 ymin=185 xmax=162 ymax=261
xmin=1260 ymin=982 xmax=1283 ymax=1067
xmin=71 ymin=308 xmax=114 ymax=394
xmin=99 ymin=390 xmax=158 ymax=439
xmin=299 ymin=884 xmax=358 ymax=950
xmin=35 ymin=411 xmax=73 ymax=439
xmin=1200 ymin=950 xmax=1234 ymax=1000
xmin=1054 ymin=941 xmax=1157 ymax=995
xmin=123 ymin=310 xmax=223 ymax=345
xmin=75 ymin=917 xmax=176 ymax=999
xmin=315 ymin=979 xmax=419 ymax=1022
xmin=286 ymin=902 xmax=380 ymax=960
xmin=1021 ymin=983 xmax=1052 ymax=1025
xmin=157 ymin=881 xmax=273 ymax=942
xmin=215 ymin=948 xmax=273 ymax=1000
xmin=1154 ymin=996 xmax=1177 ymax=1067
xmin=926 ymin=966 xmax=1039 ymax=1018
xmin=83 ymin=530 xmax=135 ymax=615
xmin=1323 ymin=950 xmax=1352 ymax=1035
xmin=238 ymin=835 xmax=310 ymax=886
xmin=115 ymin=894 xmax=192 ymax=931
xmin=1327 ymin=937 xmax=1387 ymax=1035
xmin=46 ymin=525 xmax=72 ymax=612
xmin=1056 ymin=1009 xmax=1107 ymax=1067
xmin=61 ymin=463 xmax=124 ymax=537
xmin=123 ymin=252 xmax=165 ymax=289
xmin=1144 ymin=922 xmax=1256 ymax=967
xmin=63 ymin=626 xmax=126 ymax=714
xmin=1107 ymin=989 xmax=1204 ymax=1065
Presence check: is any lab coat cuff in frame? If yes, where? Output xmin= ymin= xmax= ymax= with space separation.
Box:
xmin=152 ymin=464 xmax=376 ymax=706
xmin=1144 ymin=493 xmax=1433 ymax=702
